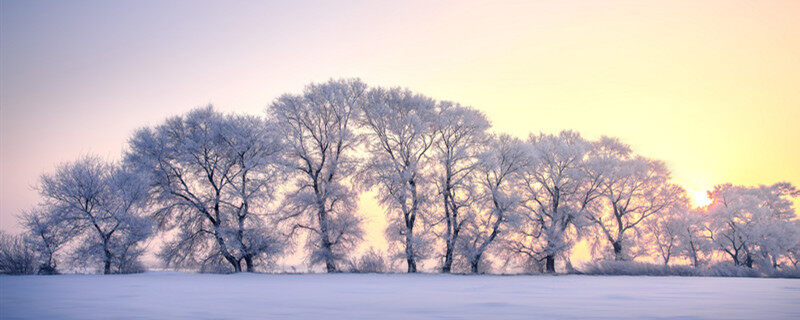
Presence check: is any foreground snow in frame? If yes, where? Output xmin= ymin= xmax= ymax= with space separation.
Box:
xmin=1 ymin=272 xmax=798 ymax=319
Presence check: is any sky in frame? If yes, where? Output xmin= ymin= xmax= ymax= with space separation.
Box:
xmin=2 ymin=0 xmax=799 ymax=255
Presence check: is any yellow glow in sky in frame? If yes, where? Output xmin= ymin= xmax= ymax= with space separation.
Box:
xmin=2 ymin=0 xmax=798 ymax=238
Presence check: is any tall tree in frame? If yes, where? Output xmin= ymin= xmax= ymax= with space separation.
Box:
xmin=359 ymin=87 xmax=437 ymax=273
xmin=126 ymin=107 xmax=286 ymax=273
xmin=431 ymin=102 xmax=490 ymax=273
xmin=269 ymin=79 xmax=367 ymax=272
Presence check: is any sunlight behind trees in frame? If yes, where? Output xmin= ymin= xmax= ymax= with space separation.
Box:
xmin=4 ymin=79 xmax=798 ymax=276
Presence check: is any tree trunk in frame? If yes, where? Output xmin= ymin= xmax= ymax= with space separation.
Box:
xmin=244 ymin=256 xmax=254 ymax=272
xmin=441 ymin=182 xmax=454 ymax=274
xmin=471 ymin=259 xmax=479 ymax=274
xmin=103 ymin=257 xmax=112 ymax=274
xmin=213 ymin=229 xmax=242 ymax=273
xmin=227 ymin=256 xmax=242 ymax=273
xmin=544 ymin=255 xmax=556 ymax=273
xmin=406 ymin=231 xmax=417 ymax=273
xmin=320 ymin=228 xmax=337 ymax=273
xmin=612 ymin=241 xmax=624 ymax=261
xmin=442 ymin=243 xmax=453 ymax=273
xmin=689 ymin=242 xmax=700 ymax=268
xmin=103 ymin=240 xmax=113 ymax=274
xmin=318 ymin=198 xmax=337 ymax=273
xmin=324 ymin=250 xmax=337 ymax=273
xmin=744 ymin=254 xmax=753 ymax=268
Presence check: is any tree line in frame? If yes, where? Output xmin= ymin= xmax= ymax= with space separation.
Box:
xmin=2 ymin=78 xmax=798 ymax=275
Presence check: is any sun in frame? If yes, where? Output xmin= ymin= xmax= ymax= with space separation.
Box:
xmin=688 ymin=189 xmax=712 ymax=208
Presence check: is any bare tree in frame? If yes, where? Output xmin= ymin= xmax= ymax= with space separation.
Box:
xmin=126 ymin=107 xmax=285 ymax=273
xmin=459 ymin=134 xmax=527 ymax=273
xmin=359 ymin=87 xmax=437 ymax=273
xmin=269 ymin=79 xmax=367 ymax=272
xmin=37 ymin=156 xmax=153 ymax=274
xmin=431 ymin=102 xmax=490 ymax=273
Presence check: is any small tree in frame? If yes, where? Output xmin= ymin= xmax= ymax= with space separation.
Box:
xmin=38 ymin=156 xmax=153 ymax=274
xmin=646 ymin=205 xmax=687 ymax=266
xmin=19 ymin=206 xmax=75 ymax=274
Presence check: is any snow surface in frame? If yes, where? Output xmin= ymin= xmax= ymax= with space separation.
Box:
xmin=1 ymin=272 xmax=798 ymax=319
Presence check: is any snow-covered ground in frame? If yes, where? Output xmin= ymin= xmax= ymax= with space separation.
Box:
xmin=1 ymin=272 xmax=798 ymax=319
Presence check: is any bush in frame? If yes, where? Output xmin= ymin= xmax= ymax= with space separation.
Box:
xmin=37 ymin=263 xmax=58 ymax=275
xmin=579 ymin=260 xmax=782 ymax=278
xmin=705 ymin=263 xmax=762 ymax=278
xmin=0 ymin=232 xmax=38 ymax=275
xmin=117 ymin=259 xmax=147 ymax=274
xmin=349 ymin=248 xmax=387 ymax=273
xmin=579 ymin=260 xmax=704 ymax=277
xmin=765 ymin=268 xmax=800 ymax=279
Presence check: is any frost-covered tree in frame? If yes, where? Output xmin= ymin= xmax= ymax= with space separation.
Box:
xmin=431 ymin=102 xmax=490 ymax=273
xmin=359 ymin=87 xmax=437 ymax=273
xmin=707 ymin=182 xmax=799 ymax=269
xmin=126 ymin=107 xmax=286 ymax=273
xmin=645 ymin=199 xmax=692 ymax=265
xmin=585 ymin=137 xmax=684 ymax=261
xmin=38 ymin=156 xmax=153 ymax=274
xmin=19 ymin=206 xmax=75 ymax=274
xmin=647 ymin=215 xmax=680 ymax=265
xmin=269 ymin=79 xmax=367 ymax=273
xmin=786 ymin=226 xmax=800 ymax=268
xmin=676 ymin=209 xmax=714 ymax=268
xmin=505 ymin=131 xmax=601 ymax=273
xmin=459 ymin=134 xmax=527 ymax=273
xmin=219 ymin=113 xmax=289 ymax=271
xmin=646 ymin=207 xmax=712 ymax=267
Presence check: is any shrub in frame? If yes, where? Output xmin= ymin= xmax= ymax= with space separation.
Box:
xmin=0 ymin=232 xmax=38 ymax=275
xmin=705 ymin=263 xmax=762 ymax=278
xmin=765 ymin=268 xmax=800 ymax=279
xmin=349 ymin=248 xmax=387 ymax=273
xmin=579 ymin=260 xmax=704 ymax=277
xmin=579 ymin=260 xmax=782 ymax=278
